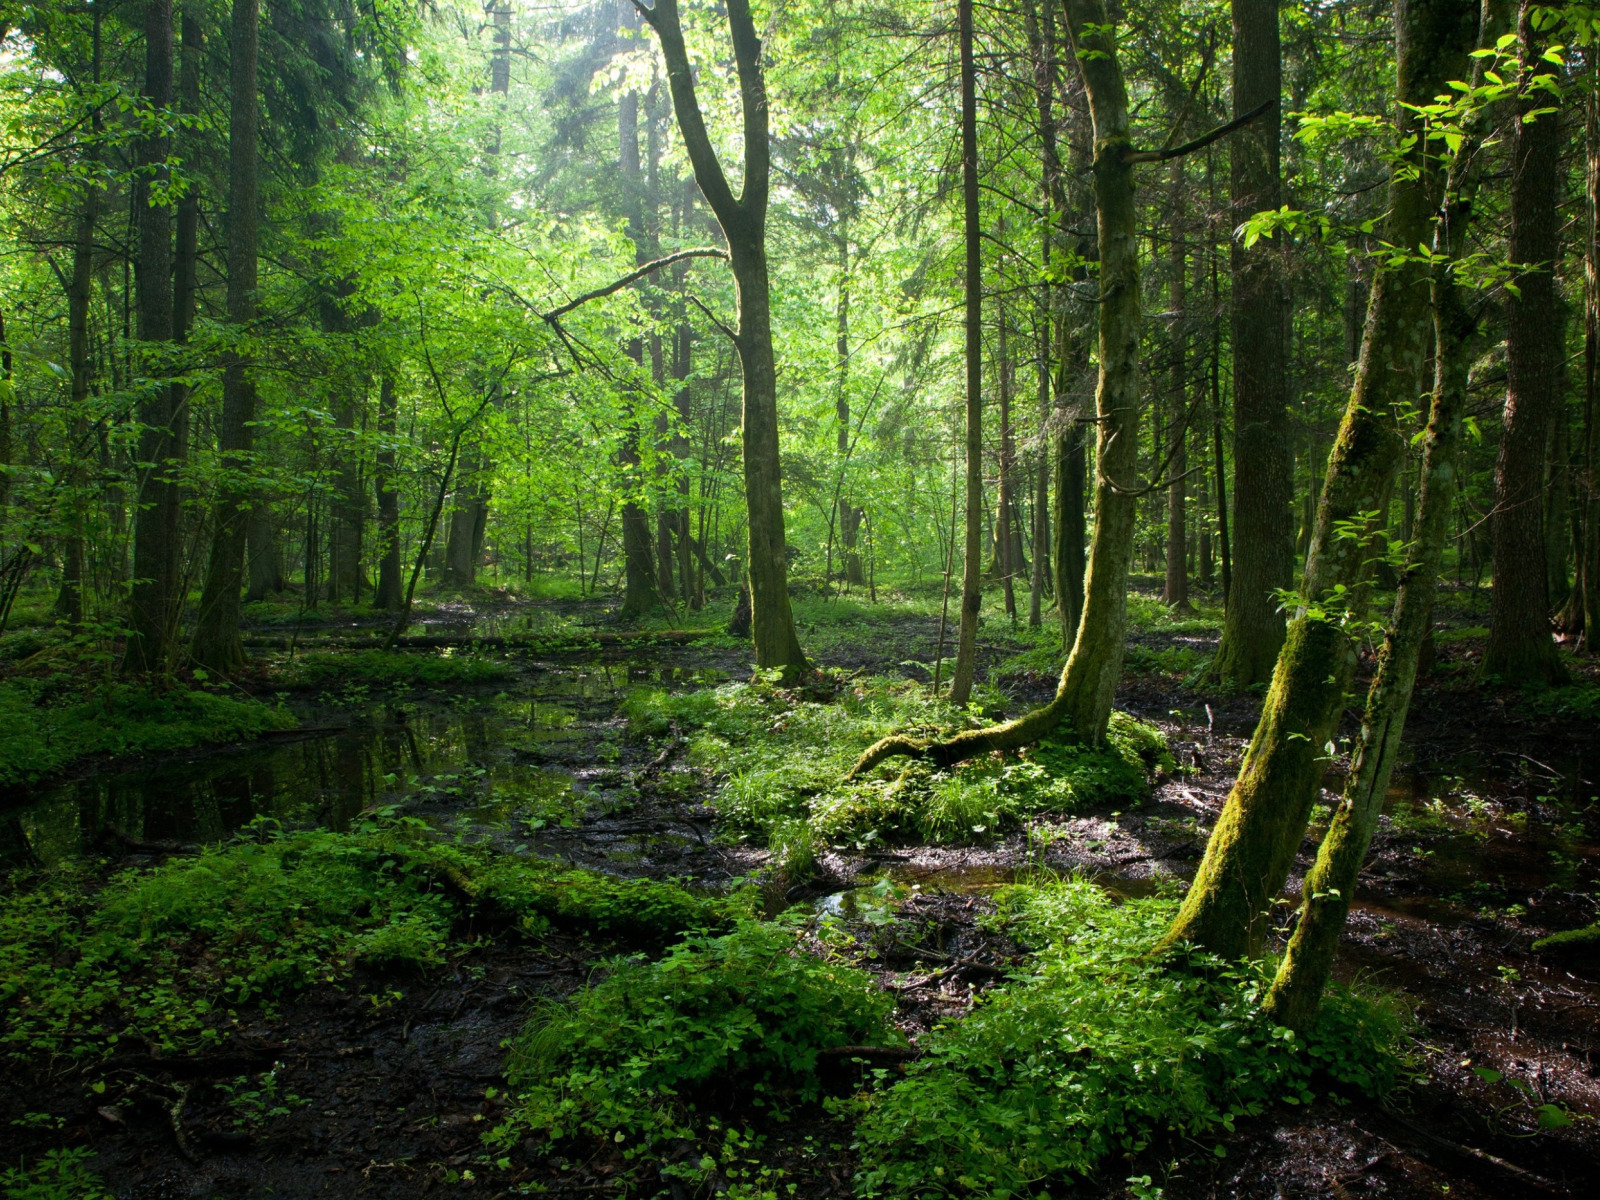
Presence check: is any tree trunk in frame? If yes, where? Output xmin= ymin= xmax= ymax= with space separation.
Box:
xmin=245 ymin=503 xmax=281 ymax=602
xmin=850 ymin=0 xmax=1147 ymax=776
xmin=617 ymin=70 xmax=660 ymax=616
xmin=374 ymin=373 xmax=403 ymax=609
xmin=1265 ymin=123 xmax=1484 ymax=1029
xmin=1164 ymin=0 xmax=1479 ymax=959
xmin=948 ymin=0 xmax=985 ymax=705
xmin=1024 ymin=0 xmax=1059 ymax=631
xmin=997 ymin=296 xmax=1018 ymax=621
xmin=1213 ymin=0 xmax=1292 ymax=685
xmin=1483 ymin=4 xmax=1568 ymax=685
xmin=1579 ymin=70 xmax=1600 ymax=648
xmin=1164 ymin=164 xmax=1191 ymax=612
xmin=641 ymin=0 xmax=806 ymax=678
xmin=191 ymin=0 xmax=259 ymax=674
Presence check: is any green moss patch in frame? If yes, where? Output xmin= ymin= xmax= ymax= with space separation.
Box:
xmin=0 ymin=680 xmax=295 ymax=789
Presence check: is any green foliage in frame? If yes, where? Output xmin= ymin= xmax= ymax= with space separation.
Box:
xmin=0 ymin=679 xmax=295 ymax=788
xmin=0 ymin=1149 xmax=113 ymax=1200
xmin=0 ymin=817 xmax=727 ymax=1063
xmin=856 ymin=878 xmax=1407 ymax=1197
xmin=629 ymin=676 xmax=1168 ymax=852
xmin=500 ymin=921 xmax=897 ymax=1149
xmin=277 ymin=649 xmax=513 ymax=691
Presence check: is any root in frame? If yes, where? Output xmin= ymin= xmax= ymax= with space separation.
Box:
xmin=845 ymin=699 xmax=1069 ymax=780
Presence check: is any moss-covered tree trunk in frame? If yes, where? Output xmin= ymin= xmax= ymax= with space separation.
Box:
xmin=1484 ymin=4 xmax=1568 ymax=685
xmin=374 ymin=373 xmax=403 ymax=610
xmin=1265 ymin=111 xmax=1488 ymax=1025
xmin=642 ymin=0 xmax=806 ymax=679
xmin=848 ymin=0 xmax=1144 ymax=776
xmin=1580 ymin=72 xmax=1600 ymax=648
xmin=1164 ymin=0 xmax=1479 ymax=960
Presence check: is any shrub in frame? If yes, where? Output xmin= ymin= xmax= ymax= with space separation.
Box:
xmin=501 ymin=921 xmax=898 ymax=1148
xmin=856 ymin=877 xmax=1407 ymax=1197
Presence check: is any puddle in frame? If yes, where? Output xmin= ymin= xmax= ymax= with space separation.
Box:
xmin=2 ymin=659 xmax=726 ymax=872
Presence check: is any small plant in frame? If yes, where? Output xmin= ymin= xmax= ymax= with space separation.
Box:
xmin=217 ymin=1067 xmax=309 ymax=1130
xmin=498 ymin=921 xmax=898 ymax=1156
xmin=856 ymin=876 xmax=1408 ymax=1196
xmin=0 ymin=1148 xmax=113 ymax=1200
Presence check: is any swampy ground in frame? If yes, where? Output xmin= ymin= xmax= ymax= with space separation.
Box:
xmin=2 ymin=583 xmax=1598 ymax=1199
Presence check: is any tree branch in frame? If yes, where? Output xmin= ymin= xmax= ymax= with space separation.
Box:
xmin=1122 ymin=98 xmax=1274 ymax=164
xmin=541 ymin=247 xmax=729 ymax=320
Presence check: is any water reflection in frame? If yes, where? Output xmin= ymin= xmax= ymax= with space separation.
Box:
xmin=5 ymin=659 xmax=722 ymax=869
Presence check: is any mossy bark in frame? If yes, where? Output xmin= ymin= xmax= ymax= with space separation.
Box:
xmin=1266 ymin=184 xmax=1479 ymax=1028
xmin=1164 ymin=0 xmax=1479 ymax=960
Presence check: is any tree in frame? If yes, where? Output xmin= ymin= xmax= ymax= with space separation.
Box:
xmin=1164 ymin=0 xmax=1481 ymax=959
xmin=948 ymin=0 xmax=984 ymax=706
xmin=191 ymin=0 xmax=259 ymax=675
xmin=634 ymin=0 xmax=807 ymax=678
xmin=1483 ymin=2 xmax=1569 ymax=685
xmin=1212 ymin=0 xmax=1292 ymax=686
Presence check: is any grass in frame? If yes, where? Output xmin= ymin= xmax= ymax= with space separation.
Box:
xmin=0 ymin=815 xmax=732 ymax=1064
xmin=0 ymin=677 xmax=295 ymax=789
xmin=856 ymin=875 xmax=1408 ymax=1196
xmin=624 ymin=675 xmax=1170 ymax=859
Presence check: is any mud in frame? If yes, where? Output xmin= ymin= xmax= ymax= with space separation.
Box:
xmin=3 ymin=590 xmax=1598 ymax=1197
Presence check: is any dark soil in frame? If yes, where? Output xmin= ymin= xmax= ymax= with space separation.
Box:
xmin=3 ymin=588 xmax=1598 ymax=1198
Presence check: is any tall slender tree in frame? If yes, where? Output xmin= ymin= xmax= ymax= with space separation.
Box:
xmin=1212 ymin=0 xmax=1292 ymax=685
xmin=192 ymin=0 xmax=260 ymax=674
xmin=635 ymin=0 xmax=807 ymax=678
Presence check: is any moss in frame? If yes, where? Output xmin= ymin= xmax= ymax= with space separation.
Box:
xmin=1532 ymin=923 xmax=1600 ymax=958
xmin=276 ymin=649 xmax=512 ymax=691
xmin=0 ymin=680 xmax=296 ymax=789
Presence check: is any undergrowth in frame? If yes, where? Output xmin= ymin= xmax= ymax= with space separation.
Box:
xmin=625 ymin=676 xmax=1170 ymax=861
xmin=0 ymin=816 xmax=729 ymax=1063
xmin=0 ymin=679 xmax=294 ymax=789
xmin=276 ymin=648 xmax=512 ymax=691
xmin=856 ymin=876 xmax=1407 ymax=1197
xmin=496 ymin=920 xmax=897 ymax=1177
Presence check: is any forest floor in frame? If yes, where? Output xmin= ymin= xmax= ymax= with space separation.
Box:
xmin=2 ymin=581 xmax=1598 ymax=1199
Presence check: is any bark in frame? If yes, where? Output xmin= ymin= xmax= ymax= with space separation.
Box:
xmin=191 ymin=0 xmax=259 ymax=674
xmin=374 ymin=373 xmax=403 ymax=609
xmin=997 ymin=296 xmax=1019 ymax=621
xmin=1023 ymin=0 xmax=1059 ymax=630
xmin=1165 ymin=0 xmax=1480 ymax=959
xmin=1213 ymin=0 xmax=1292 ymax=685
xmin=245 ymin=504 xmax=281 ymax=601
xmin=850 ymin=0 xmax=1145 ymax=776
xmin=640 ymin=0 xmax=807 ymax=678
xmin=1164 ymin=166 xmax=1191 ymax=612
xmin=1484 ymin=3 xmax=1568 ymax=684
xmin=617 ymin=71 xmax=659 ymax=614
xmin=1580 ymin=72 xmax=1600 ymax=647
xmin=947 ymin=0 xmax=985 ymax=706
xmin=1265 ymin=140 xmax=1482 ymax=1029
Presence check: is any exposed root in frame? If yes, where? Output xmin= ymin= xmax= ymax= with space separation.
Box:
xmin=845 ymin=699 xmax=1069 ymax=780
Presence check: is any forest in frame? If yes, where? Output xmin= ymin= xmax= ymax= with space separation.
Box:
xmin=0 ymin=0 xmax=1597 ymax=1195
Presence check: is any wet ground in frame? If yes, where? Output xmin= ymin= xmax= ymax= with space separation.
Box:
xmin=3 ymin=588 xmax=1599 ymax=1197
